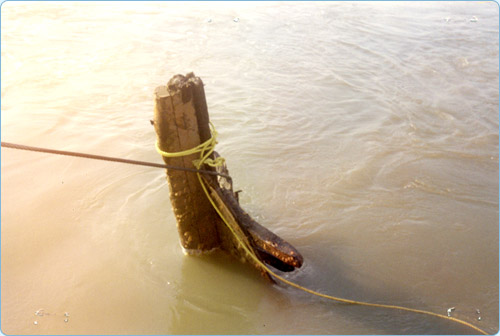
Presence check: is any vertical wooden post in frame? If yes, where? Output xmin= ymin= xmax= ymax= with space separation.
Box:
xmin=154 ymin=73 xmax=303 ymax=278
xmin=153 ymin=73 xmax=220 ymax=252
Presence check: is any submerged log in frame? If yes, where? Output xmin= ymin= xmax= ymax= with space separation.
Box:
xmin=153 ymin=72 xmax=303 ymax=279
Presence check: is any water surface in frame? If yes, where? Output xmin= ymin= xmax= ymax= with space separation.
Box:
xmin=1 ymin=1 xmax=498 ymax=334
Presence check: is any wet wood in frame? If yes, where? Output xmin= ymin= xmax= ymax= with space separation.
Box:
xmin=153 ymin=73 xmax=220 ymax=252
xmin=201 ymin=174 xmax=303 ymax=273
xmin=153 ymin=72 xmax=303 ymax=278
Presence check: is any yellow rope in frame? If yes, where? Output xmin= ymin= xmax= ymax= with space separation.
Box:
xmin=156 ymin=124 xmax=489 ymax=335
xmin=155 ymin=122 xmax=225 ymax=168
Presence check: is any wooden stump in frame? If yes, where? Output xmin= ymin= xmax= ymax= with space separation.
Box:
xmin=153 ymin=73 xmax=221 ymax=252
xmin=154 ymin=72 xmax=303 ymax=279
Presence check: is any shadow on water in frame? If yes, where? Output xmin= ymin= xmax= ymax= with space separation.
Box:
xmin=168 ymin=251 xmax=273 ymax=335
xmin=270 ymin=238 xmax=491 ymax=335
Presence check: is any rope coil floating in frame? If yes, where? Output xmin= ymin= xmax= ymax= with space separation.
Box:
xmin=156 ymin=123 xmax=489 ymax=335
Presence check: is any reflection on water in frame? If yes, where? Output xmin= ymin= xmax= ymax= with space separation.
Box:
xmin=170 ymin=253 xmax=267 ymax=335
xmin=1 ymin=1 xmax=498 ymax=334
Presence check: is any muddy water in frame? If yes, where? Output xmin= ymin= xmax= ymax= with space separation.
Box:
xmin=1 ymin=1 xmax=498 ymax=334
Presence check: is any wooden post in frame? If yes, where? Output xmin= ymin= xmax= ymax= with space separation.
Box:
xmin=153 ymin=73 xmax=221 ymax=252
xmin=154 ymin=73 xmax=303 ymax=278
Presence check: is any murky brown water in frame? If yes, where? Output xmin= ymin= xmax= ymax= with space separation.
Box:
xmin=1 ymin=1 xmax=498 ymax=334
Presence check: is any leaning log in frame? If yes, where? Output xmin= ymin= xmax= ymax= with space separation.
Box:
xmin=153 ymin=72 xmax=303 ymax=279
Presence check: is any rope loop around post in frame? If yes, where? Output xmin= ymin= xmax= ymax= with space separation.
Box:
xmin=155 ymin=122 xmax=225 ymax=169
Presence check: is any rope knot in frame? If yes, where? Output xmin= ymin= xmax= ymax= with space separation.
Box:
xmin=155 ymin=122 xmax=221 ymax=170
xmin=193 ymin=156 xmax=225 ymax=168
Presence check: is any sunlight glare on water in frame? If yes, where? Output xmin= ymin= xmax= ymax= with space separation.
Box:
xmin=1 ymin=1 xmax=498 ymax=334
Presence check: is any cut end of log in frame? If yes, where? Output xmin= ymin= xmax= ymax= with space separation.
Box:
xmin=154 ymin=85 xmax=169 ymax=99
xmin=167 ymin=72 xmax=195 ymax=92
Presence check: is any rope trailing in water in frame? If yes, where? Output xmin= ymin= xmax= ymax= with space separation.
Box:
xmin=156 ymin=124 xmax=488 ymax=336
xmin=0 ymin=141 xmax=231 ymax=180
